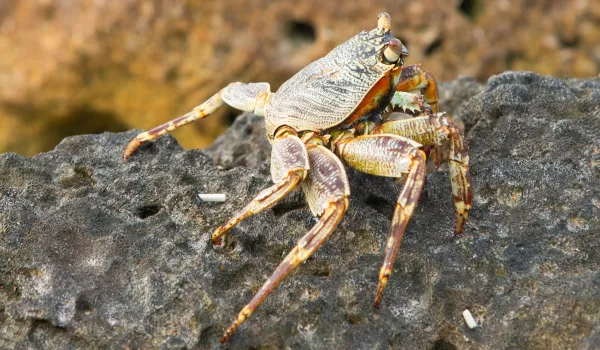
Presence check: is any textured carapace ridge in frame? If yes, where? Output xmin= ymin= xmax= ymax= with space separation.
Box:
xmin=264 ymin=27 xmax=397 ymax=136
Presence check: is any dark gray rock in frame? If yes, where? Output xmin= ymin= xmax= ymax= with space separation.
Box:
xmin=206 ymin=112 xmax=272 ymax=172
xmin=1 ymin=72 xmax=599 ymax=349
xmin=438 ymin=77 xmax=486 ymax=124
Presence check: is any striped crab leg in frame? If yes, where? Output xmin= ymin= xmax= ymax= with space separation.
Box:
xmin=123 ymin=82 xmax=270 ymax=160
xmin=376 ymin=113 xmax=472 ymax=233
xmin=335 ymin=134 xmax=426 ymax=308
xmin=211 ymin=129 xmax=309 ymax=245
xmin=220 ymin=145 xmax=350 ymax=343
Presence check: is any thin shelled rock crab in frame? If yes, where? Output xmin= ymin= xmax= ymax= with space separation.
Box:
xmin=123 ymin=12 xmax=471 ymax=343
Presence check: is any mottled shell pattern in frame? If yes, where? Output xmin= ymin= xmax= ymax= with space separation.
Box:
xmin=264 ymin=24 xmax=399 ymax=136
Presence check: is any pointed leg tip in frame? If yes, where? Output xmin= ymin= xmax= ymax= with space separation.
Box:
xmin=454 ymin=215 xmax=468 ymax=235
xmin=212 ymin=224 xmax=232 ymax=245
xmin=211 ymin=232 xmax=224 ymax=246
xmin=455 ymin=216 xmax=466 ymax=231
xmin=123 ymin=139 xmax=141 ymax=161
xmin=122 ymin=149 xmax=133 ymax=161
xmin=220 ymin=323 xmax=239 ymax=343
xmin=373 ymin=282 xmax=386 ymax=309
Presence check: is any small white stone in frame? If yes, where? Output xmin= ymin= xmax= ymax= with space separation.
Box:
xmin=462 ymin=309 xmax=478 ymax=329
xmin=198 ymin=193 xmax=226 ymax=202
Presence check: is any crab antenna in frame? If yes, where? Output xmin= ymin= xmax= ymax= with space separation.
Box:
xmin=378 ymin=12 xmax=392 ymax=31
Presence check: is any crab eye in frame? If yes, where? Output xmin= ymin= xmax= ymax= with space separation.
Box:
xmin=383 ymin=38 xmax=408 ymax=64
xmin=378 ymin=12 xmax=392 ymax=31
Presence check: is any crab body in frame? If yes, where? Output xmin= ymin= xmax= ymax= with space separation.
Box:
xmin=263 ymin=27 xmax=402 ymax=136
xmin=123 ymin=13 xmax=471 ymax=344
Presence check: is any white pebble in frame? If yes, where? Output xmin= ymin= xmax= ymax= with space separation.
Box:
xmin=462 ymin=309 xmax=478 ymax=329
xmin=198 ymin=193 xmax=226 ymax=202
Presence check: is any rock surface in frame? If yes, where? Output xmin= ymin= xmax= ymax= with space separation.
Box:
xmin=1 ymin=72 xmax=599 ymax=349
xmin=2 ymin=0 xmax=600 ymax=156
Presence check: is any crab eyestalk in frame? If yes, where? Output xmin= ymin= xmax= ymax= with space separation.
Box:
xmin=383 ymin=38 xmax=408 ymax=64
xmin=378 ymin=12 xmax=392 ymax=31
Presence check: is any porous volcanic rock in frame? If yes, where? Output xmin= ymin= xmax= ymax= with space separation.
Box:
xmin=1 ymin=72 xmax=599 ymax=349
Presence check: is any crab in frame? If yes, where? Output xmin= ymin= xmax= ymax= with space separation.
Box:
xmin=123 ymin=13 xmax=471 ymax=343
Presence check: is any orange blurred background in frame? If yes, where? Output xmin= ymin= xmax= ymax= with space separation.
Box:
xmin=1 ymin=0 xmax=598 ymax=156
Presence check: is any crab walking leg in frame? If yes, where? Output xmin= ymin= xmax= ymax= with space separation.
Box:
xmin=393 ymin=64 xmax=444 ymax=165
xmin=220 ymin=145 xmax=350 ymax=343
xmin=394 ymin=64 xmax=439 ymax=113
xmin=377 ymin=114 xmax=472 ymax=233
xmin=123 ymin=82 xmax=271 ymax=160
xmin=336 ymin=135 xmax=426 ymax=308
xmin=211 ymin=132 xmax=309 ymax=244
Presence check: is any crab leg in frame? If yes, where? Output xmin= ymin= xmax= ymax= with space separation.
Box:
xmin=123 ymin=82 xmax=271 ymax=160
xmin=392 ymin=64 xmax=443 ymax=165
xmin=336 ymin=134 xmax=426 ymax=308
xmin=212 ymin=131 xmax=309 ymax=244
xmin=376 ymin=113 xmax=472 ymax=233
xmin=220 ymin=145 xmax=350 ymax=343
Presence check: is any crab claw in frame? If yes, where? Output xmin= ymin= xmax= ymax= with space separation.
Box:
xmin=384 ymin=38 xmax=409 ymax=64
xmin=390 ymin=91 xmax=422 ymax=113
xmin=378 ymin=12 xmax=392 ymax=31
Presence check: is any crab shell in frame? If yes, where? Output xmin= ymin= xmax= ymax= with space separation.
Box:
xmin=264 ymin=23 xmax=407 ymax=137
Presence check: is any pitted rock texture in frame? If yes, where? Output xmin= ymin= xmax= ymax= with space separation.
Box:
xmin=1 ymin=72 xmax=599 ymax=349
xmin=2 ymin=0 xmax=600 ymax=156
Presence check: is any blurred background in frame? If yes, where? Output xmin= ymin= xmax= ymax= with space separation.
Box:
xmin=1 ymin=0 xmax=599 ymax=156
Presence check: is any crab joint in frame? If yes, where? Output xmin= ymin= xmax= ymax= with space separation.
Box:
xmin=384 ymin=38 xmax=408 ymax=63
